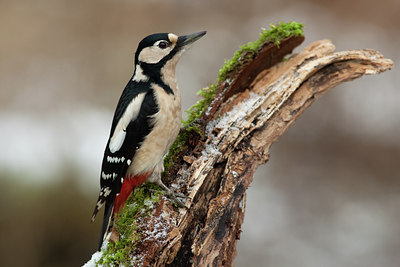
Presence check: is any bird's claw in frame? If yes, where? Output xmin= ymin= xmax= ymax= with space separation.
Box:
xmin=155 ymin=181 xmax=189 ymax=208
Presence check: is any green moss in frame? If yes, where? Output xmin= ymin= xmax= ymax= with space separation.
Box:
xmin=185 ymin=124 xmax=204 ymax=138
xmin=218 ymin=21 xmax=304 ymax=82
xmin=97 ymin=184 xmax=164 ymax=266
xmin=163 ymin=131 xmax=189 ymax=174
xmin=183 ymin=83 xmax=218 ymax=127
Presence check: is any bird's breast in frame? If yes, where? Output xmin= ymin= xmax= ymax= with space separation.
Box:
xmin=127 ymin=83 xmax=181 ymax=175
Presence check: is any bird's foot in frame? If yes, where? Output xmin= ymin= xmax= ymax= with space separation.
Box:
xmin=156 ymin=181 xmax=188 ymax=208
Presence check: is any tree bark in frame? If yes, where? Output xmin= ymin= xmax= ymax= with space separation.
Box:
xmin=113 ymin=39 xmax=393 ymax=266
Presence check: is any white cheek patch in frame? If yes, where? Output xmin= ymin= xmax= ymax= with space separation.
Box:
xmin=138 ymin=41 xmax=176 ymax=64
xmin=109 ymin=92 xmax=146 ymax=153
xmin=138 ymin=46 xmax=170 ymax=64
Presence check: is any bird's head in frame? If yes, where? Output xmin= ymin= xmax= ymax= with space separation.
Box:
xmin=133 ymin=31 xmax=206 ymax=82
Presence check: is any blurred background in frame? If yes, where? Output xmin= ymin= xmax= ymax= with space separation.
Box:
xmin=0 ymin=0 xmax=399 ymax=266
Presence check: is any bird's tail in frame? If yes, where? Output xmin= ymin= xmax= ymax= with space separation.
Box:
xmin=97 ymin=198 xmax=114 ymax=251
xmin=96 ymin=173 xmax=150 ymax=250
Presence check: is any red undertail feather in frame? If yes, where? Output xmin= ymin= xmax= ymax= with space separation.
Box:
xmin=113 ymin=173 xmax=150 ymax=215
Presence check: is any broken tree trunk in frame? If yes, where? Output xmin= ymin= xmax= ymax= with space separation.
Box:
xmin=99 ymin=36 xmax=393 ymax=266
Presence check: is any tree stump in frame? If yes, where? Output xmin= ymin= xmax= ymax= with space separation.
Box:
xmin=86 ymin=34 xmax=393 ymax=267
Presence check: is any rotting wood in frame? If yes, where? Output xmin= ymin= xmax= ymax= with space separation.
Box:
xmin=108 ymin=39 xmax=394 ymax=266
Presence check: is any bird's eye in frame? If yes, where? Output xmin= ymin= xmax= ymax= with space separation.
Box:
xmin=158 ymin=41 xmax=169 ymax=49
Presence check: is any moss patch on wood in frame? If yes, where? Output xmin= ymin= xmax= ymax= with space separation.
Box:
xmin=97 ymin=184 xmax=164 ymax=266
xmin=218 ymin=21 xmax=304 ymax=82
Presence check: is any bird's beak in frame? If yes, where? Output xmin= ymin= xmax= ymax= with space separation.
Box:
xmin=177 ymin=31 xmax=207 ymax=48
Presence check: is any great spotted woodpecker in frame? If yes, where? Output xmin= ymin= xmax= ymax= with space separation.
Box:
xmin=91 ymin=31 xmax=206 ymax=250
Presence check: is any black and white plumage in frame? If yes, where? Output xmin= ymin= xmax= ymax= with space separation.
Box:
xmin=91 ymin=31 xmax=206 ymax=250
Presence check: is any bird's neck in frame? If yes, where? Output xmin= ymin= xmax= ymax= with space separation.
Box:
xmin=159 ymin=60 xmax=179 ymax=95
xmin=134 ymin=61 xmax=179 ymax=96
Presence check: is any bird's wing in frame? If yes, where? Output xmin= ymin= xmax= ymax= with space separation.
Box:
xmin=91 ymin=81 xmax=159 ymax=222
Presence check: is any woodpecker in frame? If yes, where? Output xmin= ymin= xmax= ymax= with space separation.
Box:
xmin=91 ymin=31 xmax=206 ymax=250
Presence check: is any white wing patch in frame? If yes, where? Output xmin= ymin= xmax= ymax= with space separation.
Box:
xmin=109 ymin=130 xmax=126 ymax=153
xmin=109 ymin=92 xmax=146 ymax=153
